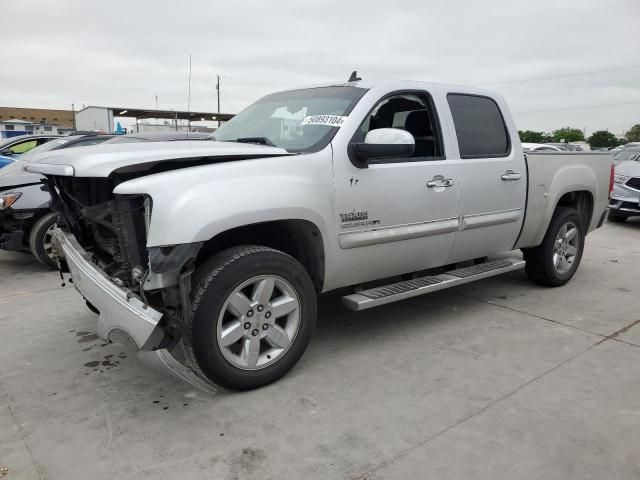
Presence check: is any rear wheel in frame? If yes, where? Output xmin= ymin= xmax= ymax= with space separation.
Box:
xmin=29 ymin=212 xmax=59 ymax=269
xmin=607 ymin=210 xmax=628 ymax=223
xmin=183 ymin=246 xmax=317 ymax=390
xmin=524 ymin=207 xmax=585 ymax=287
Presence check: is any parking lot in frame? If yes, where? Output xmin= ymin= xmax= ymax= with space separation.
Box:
xmin=0 ymin=219 xmax=639 ymax=480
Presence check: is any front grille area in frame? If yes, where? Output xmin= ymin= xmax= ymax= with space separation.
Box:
xmin=48 ymin=176 xmax=147 ymax=287
xmin=626 ymin=177 xmax=640 ymax=190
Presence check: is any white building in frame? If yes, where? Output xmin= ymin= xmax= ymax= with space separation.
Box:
xmin=0 ymin=119 xmax=62 ymax=139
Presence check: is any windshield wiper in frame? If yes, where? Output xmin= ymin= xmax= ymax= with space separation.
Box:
xmin=232 ymin=137 xmax=275 ymax=147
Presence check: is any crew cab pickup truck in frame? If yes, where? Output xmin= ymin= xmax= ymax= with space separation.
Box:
xmin=25 ymin=78 xmax=613 ymax=390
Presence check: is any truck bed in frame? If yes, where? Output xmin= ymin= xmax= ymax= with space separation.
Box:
xmin=516 ymin=151 xmax=612 ymax=249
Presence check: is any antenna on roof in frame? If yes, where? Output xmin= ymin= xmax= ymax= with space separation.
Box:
xmin=348 ymin=70 xmax=362 ymax=82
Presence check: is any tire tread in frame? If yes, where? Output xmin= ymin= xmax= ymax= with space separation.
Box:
xmin=182 ymin=245 xmax=315 ymax=390
xmin=524 ymin=206 xmax=584 ymax=287
xmin=28 ymin=212 xmax=59 ymax=269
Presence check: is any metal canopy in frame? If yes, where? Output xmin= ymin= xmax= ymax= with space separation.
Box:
xmin=81 ymin=106 xmax=234 ymax=122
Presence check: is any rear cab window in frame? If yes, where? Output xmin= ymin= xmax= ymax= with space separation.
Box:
xmin=447 ymin=94 xmax=510 ymax=159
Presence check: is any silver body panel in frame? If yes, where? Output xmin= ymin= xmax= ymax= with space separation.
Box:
xmin=54 ymin=229 xmax=162 ymax=349
xmin=514 ymin=152 xmax=612 ymax=249
xmin=23 ymin=140 xmax=291 ymax=177
xmin=28 ymin=80 xmax=613 ymax=350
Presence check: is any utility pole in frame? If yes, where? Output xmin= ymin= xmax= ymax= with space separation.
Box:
xmin=187 ymin=54 xmax=193 ymax=132
xmin=155 ymin=93 xmax=158 ymax=111
xmin=216 ymin=74 xmax=221 ymax=114
xmin=71 ymin=103 xmax=76 ymax=130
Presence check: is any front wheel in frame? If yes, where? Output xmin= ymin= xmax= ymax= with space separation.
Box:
xmin=523 ymin=207 xmax=585 ymax=287
xmin=29 ymin=212 xmax=59 ymax=269
xmin=183 ymin=246 xmax=317 ymax=390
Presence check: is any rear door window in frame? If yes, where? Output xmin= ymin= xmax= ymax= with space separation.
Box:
xmin=447 ymin=94 xmax=510 ymax=158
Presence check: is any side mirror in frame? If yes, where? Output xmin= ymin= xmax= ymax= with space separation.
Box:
xmin=350 ymin=128 xmax=415 ymax=168
xmin=0 ymin=150 xmax=14 ymax=156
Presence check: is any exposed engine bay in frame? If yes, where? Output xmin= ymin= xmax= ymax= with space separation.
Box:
xmin=46 ymin=174 xmax=201 ymax=344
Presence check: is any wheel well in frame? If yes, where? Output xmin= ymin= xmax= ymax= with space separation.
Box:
xmin=556 ymin=190 xmax=593 ymax=230
xmin=196 ymin=220 xmax=325 ymax=292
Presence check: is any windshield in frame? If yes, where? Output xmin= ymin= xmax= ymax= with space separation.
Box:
xmin=613 ymin=148 xmax=640 ymax=163
xmin=212 ymin=86 xmax=367 ymax=153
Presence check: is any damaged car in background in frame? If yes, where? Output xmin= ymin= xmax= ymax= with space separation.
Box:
xmin=26 ymin=76 xmax=612 ymax=390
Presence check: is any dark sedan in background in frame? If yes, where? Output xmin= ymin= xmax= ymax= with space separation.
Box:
xmin=0 ymin=134 xmax=61 ymax=169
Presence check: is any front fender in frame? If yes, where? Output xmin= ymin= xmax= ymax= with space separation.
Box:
xmin=113 ymin=153 xmax=334 ymax=248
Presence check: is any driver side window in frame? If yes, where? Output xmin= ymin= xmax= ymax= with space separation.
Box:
xmin=354 ymin=92 xmax=445 ymax=161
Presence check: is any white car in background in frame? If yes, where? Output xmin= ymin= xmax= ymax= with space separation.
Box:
xmin=521 ymin=143 xmax=567 ymax=152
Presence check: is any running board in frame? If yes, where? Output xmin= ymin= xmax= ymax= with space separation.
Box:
xmin=342 ymin=258 xmax=525 ymax=311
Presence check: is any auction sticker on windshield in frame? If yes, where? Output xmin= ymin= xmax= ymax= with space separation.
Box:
xmin=301 ymin=115 xmax=347 ymax=127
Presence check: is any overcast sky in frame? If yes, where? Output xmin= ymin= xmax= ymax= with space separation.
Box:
xmin=2 ymin=0 xmax=639 ymax=135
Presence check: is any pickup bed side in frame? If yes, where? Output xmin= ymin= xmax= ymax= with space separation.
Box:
xmin=516 ymin=152 xmax=611 ymax=249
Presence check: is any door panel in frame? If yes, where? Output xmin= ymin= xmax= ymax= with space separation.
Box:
xmin=332 ymin=158 xmax=460 ymax=286
xmin=329 ymin=89 xmax=462 ymax=287
xmin=444 ymin=93 xmax=527 ymax=262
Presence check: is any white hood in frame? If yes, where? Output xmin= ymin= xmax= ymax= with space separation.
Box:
xmin=23 ymin=140 xmax=291 ymax=178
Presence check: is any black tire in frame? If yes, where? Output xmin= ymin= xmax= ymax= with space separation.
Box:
xmin=28 ymin=212 xmax=59 ymax=269
xmin=183 ymin=245 xmax=317 ymax=390
xmin=523 ymin=207 xmax=585 ymax=287
xmin=607 ymin=210 xmax=628 ymax=223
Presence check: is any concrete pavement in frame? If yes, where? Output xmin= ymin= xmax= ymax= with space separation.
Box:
xmin=1 ymin=219 xmax=639 ymax=479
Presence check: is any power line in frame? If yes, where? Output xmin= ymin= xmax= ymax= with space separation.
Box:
xmin=514 ymin=99 xmax=640 ymax=114
xmin=480 ymin=64 xmax=640 ymax=86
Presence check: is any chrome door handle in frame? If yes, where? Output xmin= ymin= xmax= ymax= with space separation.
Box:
xmin=427 ymin=178 xmax=454 ymax=188
xmin=501 ymin=170 xmax=522 ymax=181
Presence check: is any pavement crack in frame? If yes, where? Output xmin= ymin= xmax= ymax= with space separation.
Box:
xmin=595 ymin=318 xmax=640 ymax=345
xmin=0 ymin=287 xmax=63 ymax=300
xmin=100 ymin=398 xmax=113 ymax=452
xmin=456 ymin=292 xmax=605 ymax=339
xmin=612 ymin=338 xmax=640 ymax=349
xmin=585 ymin=242 xmax=640 ymax=254
xmin=353 ymin=343 xmax=598 ymax=480
xmin=0 ymin=383 xmax=46 ymax=479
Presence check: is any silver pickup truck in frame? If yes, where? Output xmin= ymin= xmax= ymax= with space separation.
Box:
xmin=26 ymin=78 xmax=613 ymax=390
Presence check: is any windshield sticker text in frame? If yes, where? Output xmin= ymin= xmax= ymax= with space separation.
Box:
xmin=301 ymin=115 xmax=347 ymax=127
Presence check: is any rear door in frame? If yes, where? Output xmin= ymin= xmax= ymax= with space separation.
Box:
xmin=443 ymin=92 xmax=526 ymax=262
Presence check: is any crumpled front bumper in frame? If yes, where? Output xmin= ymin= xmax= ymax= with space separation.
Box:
xmin=53 ymin=228 xmax=163 ymax=350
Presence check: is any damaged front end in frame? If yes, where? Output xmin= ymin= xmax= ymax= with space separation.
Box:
xmin=47 ymin=175 xmax=201 ymax=350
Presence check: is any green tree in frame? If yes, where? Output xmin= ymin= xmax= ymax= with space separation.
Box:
xmin=518 ymin=130 xmax=546 ymax=143
xmin=552 ymin=127 xmax=585 ymax=143
xmin=626 ymin=124 xmax=640 ymax=142
xmin=588 ymin=130 xmax=619 ymax=149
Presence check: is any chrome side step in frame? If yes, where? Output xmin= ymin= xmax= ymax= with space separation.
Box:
xmin=342 ymin=258 xmax=525 ymax=311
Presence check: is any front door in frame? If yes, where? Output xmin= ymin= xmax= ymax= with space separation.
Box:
xmin=331 ymin=91 xmax=460 ymax=287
